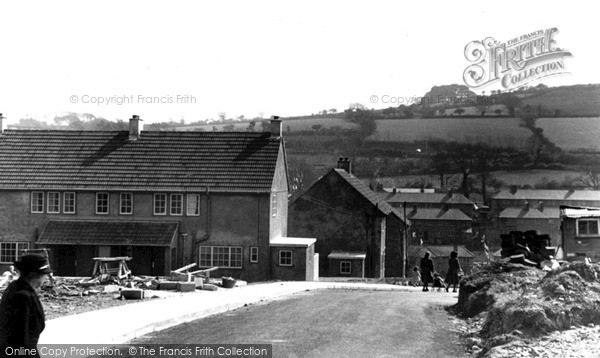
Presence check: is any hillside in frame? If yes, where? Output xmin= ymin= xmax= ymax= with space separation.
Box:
xmin=519 ymin=84 xmax=600 ymax=117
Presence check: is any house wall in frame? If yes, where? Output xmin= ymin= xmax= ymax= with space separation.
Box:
xmin=410 ymin=219 xmax=472 ymax=246
xmin=562 ymin=218 xmax=600 ymax=261
xmin=384 ymin=214 xmax=405 ymax=277
xmin=270 ymin=246 xmax=310 ymax=281
xmin=288 ymin=171 xmax=395 ymax=278
xmin=328 ymin=258 xmax=364 ymax=277
xmin=0 ymin=189 xmax=279 ymax=281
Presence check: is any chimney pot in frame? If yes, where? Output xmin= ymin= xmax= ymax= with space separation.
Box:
xmin=538 ymin=201 xmax=544 ymax=212
xmin=129 ymin=114 xmax=143 ymax=141
xmin=269 ymin=116 xmax=282 ymax=137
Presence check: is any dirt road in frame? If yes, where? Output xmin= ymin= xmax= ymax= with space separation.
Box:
xmin=131 ymin=289 xmax=467 ymax=358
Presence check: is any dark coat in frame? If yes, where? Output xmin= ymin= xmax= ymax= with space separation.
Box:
xmin=445 ymin=257 xmax=461 ymax=285
xmin=420 ymin=257 xmax=434 ymax=284
xmin=0 ymin=278 xmax=46 ymax=354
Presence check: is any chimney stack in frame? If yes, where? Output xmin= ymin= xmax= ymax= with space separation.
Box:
xmin=269 ymin=116 xmax=282 ymax=137
xmin=537 ymin=201 xmax=544 ymax=212
xmin=524 ymin=200 xmax=530 ymax=211
xmin=0 ymin=113 xmax=4 ymax=134
xmin=129 ymin=115 xmax=143 ymax=141
xmin=337 ymin=157 xmax=351 ymax=173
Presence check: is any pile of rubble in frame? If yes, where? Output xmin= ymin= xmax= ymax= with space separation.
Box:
xmin=455 ymin=260 xmax=600 ymax=357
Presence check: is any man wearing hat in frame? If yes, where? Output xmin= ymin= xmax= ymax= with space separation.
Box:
xmin=0 ymin=253 xmax=52 ymax=355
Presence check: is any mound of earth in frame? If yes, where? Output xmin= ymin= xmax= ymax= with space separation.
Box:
xmin=454 ymin=261 xmax=600 ymax=356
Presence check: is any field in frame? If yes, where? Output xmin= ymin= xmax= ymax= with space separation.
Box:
xmin=370 ymin=117 xmax=600 ymax=150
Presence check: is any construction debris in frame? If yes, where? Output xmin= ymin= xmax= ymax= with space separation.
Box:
xmin=500 ymin=230 xmax=557 ymax=267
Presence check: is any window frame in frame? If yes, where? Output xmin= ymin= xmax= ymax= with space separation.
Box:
xmin=170 ymin=193 xmax=183 ymax=216
xmin=63 ymin=192 xmax=76 ymax=214
xmin=577 ymin=219 xmax=600 ymax=237
xmin=271 ymin=193 xmax=278 ymax=218
xmin=47 ymin=192 xmax=60 ymax=214
xmin=340 ymin=261 xmax=352 ymax=274
xmin=96 ymin=192 xmax=109 ymax=215
xmin=279 ymin=250 xmax=292 ymax=267
xmin=186 ymin=193 xmax=200 ymax=216
xmin=198 ymin=246 xmax=243 ymax=269
xmin=154 ymin=193 xmax=167 ymax=216
xmin=0 ymin=242 xmax=30 ymax=264
xmin=31 ymin=191 xmax=44 ymax=213
xmin=120 ymin=192 xmax=133 ymax=215
xmin=250 ymin=246 xmax=259 ymax=263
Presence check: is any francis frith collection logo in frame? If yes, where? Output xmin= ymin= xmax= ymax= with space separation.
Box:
xmin=463 ymin=28 xmax=572 ymax=90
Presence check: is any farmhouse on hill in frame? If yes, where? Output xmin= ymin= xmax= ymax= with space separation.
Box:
xmin=288 ymin=158 xmax=409 ymax=278
xmin=0 ymin=115 xmax=316 ymax=282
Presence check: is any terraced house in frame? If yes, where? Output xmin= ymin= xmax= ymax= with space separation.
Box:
xmin=0 ymin=115 xmax=315 ymax=282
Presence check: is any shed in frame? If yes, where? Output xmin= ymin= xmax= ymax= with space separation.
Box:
xmin=327 ymin=251 xmax=367 ymax=278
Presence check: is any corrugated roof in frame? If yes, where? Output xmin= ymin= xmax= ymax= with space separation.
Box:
xmin=407 ymin=245 xmax=475 ymax=258
xmin=381 ymin=192 xmax=475 ymax=205
xmin=408 ymin=208 xmax=472 ymax=221
xmin=38 ymin=220 xmax=178 ymax=246
xmin=333 ymin=169 xmax=408 ymax=223
xmin=0 ymin=130 xmax=282 ymax=192
xmin=494 ymin=189 xmax=600 ymax=201
xmin=498 ymin=207 xmax=560 ymax=219
xmin=560 ymin=205 xmax=600 ymax=218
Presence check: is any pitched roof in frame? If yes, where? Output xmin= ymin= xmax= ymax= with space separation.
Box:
xmin=333 ymin=169 xmax=407 ymax=223
xmin=380 ymin=192 xmax=475 ymax=205
xmin=38 ymin=220 xmax=178 ymax=246
xmin=494 ymin=189 xmax=600 ymax=201
xmin=408 ymin=208 xmax=472 ymax=221
xmin=407 ymin=245 xmax=475 ymax=258
xmin=560 ymin=205 xmax=600 ymax=218
xmin=498 ymin=207 xmax=560 ymax=219
xmin=0 ymin=130 xmax=282 ymax=192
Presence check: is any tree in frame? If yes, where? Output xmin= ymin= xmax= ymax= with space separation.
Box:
xmin=348 ymin=103 xmax=367 ymax=111
xmin=429 ymin=151 xmax=452 ymax=188
xmin=453 ymin=108 xmax=465 ymax=116
xmin=217 ymin=112 xmax=226 ymax=121
xmin=287 ymin=157 xmax=318 ymax=197
xmin=311 ymin=124 xmax=322 ymax=132
xmin=446 ymin=142 xmax=478 ymax=198
xmin=577 ymin=156 xmax=600 ymax=190
xmin=247 ymin=121 xmax=256 ymax=132
xmin=329 ymin=108 xmax=337 ymax=114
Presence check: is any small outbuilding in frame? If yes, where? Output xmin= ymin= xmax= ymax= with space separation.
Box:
xmin=560 ymin=205 xmax=600 ymax=262
xmin=327 ymin=251 xmax=366 ymax=278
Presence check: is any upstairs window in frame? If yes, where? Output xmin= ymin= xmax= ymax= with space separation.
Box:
xmin=577 ymin=219 xmax=599 ymax=236
xmin=96 ymin=192 xmax=109 ymax=214
xmin=120 ymin=193 xmax=133 ymax=215
xmin=0 ymin=242 xmax=30 ymax=264
xmin=250 ymin=247 xmax=259 ymax=263
xmin=63 ymin=192 xmax=76 ymax=214
xmin=47 ymin=192 xmax=60 ymax=214
xmin=187 ymin=194 xmax=200 ymax=216
xmin=154 ymin=193 xmax=167 ymax=215
xmin=171 ymin=194 xmax=183 ymax=216
xmin=31 ymin=192 xmax=44 ymax=213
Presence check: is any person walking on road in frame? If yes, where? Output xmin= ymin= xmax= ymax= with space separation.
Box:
xmin=420 ymin=251 xmax=434 ymax=292
xmin=445 ymin=250 xmax=461 ymax=293
xmin=0 ymin=253 xmax=52 ymax=357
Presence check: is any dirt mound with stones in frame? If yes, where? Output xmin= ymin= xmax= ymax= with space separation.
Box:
xmin=454 ymin=261 xmax=600 ymax=356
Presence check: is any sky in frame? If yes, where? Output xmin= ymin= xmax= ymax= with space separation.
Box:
xmin=0 ymin=0 xmax=598 ymax=125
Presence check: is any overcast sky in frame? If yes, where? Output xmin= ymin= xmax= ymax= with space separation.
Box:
xmin=0 ymin=0 xmax=597 ymax=124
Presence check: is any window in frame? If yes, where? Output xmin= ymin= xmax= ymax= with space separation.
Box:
xmin=279 ymin=250 xmax=292 ymax=266
xmin=250 ymin=247 xmax=259 ymax=263
xmin=96 ymin=192 xmax=109 ymax=214
xmin=577 ymin=219 xmax=599 ymax=236
xmin=187 ymin=194 xmax=200 ymax=216
xmin=154 ymin=193 xmax=167 ymax=215
xmin=31 ymin=192 xmax=44 ymax=213
xmin=0 ymin=242 xmax=30 ymax=264
xmin=271 ymin=194 xmax=278 ymax=218
xmin=47 ymin=192 xmax=60 ymax=213
xmin=199 ymin=246 xmax=243 ymax=268
xmin=171 ymin=194 xmax=183 ymax=215
xmin=120 ymin=193 xmax=133 ymax=215
xmin=340 ymin=261 xmax=352 ymax=274
xmin=63 ymin=192 xmax=76 ymax=214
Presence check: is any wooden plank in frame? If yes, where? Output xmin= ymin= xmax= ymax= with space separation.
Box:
xmin=189 ymin=267 xmax=218 ymax=275
xmin=173 ymin=263 xmax=197 ymax=273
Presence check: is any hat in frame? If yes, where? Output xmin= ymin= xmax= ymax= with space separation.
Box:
xmin=14 ymin=253 xmax=52 ymax=274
